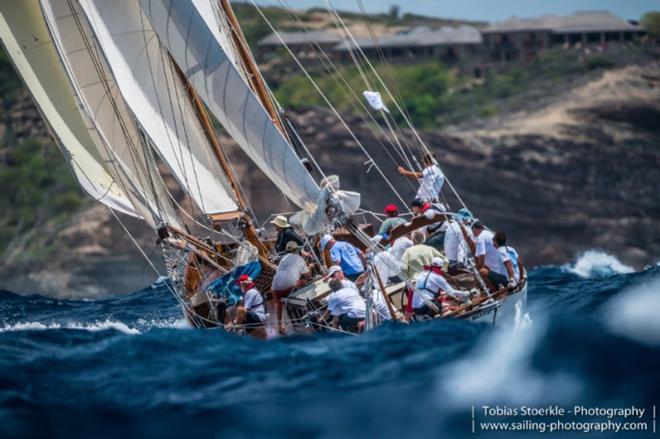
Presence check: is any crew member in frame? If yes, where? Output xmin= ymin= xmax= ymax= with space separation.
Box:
xmin=411 ymin=257 xmax=470 ymax=319
xmin=378 ymin=204 xmax=406 ymax=237
xmin=271 ymin=241 xmax=311 ymax=335
xmin=271 ymin=215 xmax=303 ymax=255
xmin=319 ymin=235 xmax=366 ymax=282
xmin=492 ymin=231 xmax=525 ymax=284
xmin=397 ymin=152 xmax=445 ymax=202
xmin=231 ymin=275 xmax=267 ymax=339
xmin=322 ymin=278 xmax=366 ymax=331
xmin=471 ymin=221 xmax=515 ymax=291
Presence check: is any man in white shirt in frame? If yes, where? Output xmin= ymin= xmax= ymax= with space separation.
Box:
xmin=368 ymin=235 xmax=402 ymax=287
xmin=397 ymin=152 xmax=445 ymax=202
xmin=271 ymin=241 xmax=311 ymax=334
xmin=444 ymin=208 xmax=474 ymax=274
xmin=232 ymin=274 xmax=267 ymax=338
xmin=390 ymin=235 xmax=413 ymax=261
xmin=493 ymin=231 xmax=525 ymax=283
xmin=412 ymin=257 xmax=470 ymax=318
xmin=322 ymin=278 xmax=366 ymax=331
xmin=471 ymin=221 xmax=515 ymax=291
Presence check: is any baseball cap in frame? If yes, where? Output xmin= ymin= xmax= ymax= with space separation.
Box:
xmin=383 ymin=204 xmax=398 ymax=214
xmin=319 ymin=234 xmax=333 ymax=251
xmin=431 ymin=257 xmax=444 ymax=267
xmin=472 ymin=220 xmax=485 ymax=229
xmin=327 ymin=265 xmax=343 ymax=277
xmin=234 ymin=274 xmax=253 ymax=285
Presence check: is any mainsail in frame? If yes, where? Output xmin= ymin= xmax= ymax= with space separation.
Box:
xmin=0 ymin=0 xmax=137 ymax=217
xmin=139 ymin=0 xmax=322 ymax=210
xmin=78 ymin=0 xmax=239 ymax=215
xmin=41 ymin=0 xmax=182 ymax=228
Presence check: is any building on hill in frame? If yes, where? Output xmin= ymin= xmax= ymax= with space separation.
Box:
xmin=483 ymin=10 xmax=646 ymax=62
xmin=333 ymin=25 xmax=482 ymax=64
xmin=258 ymin=30 xmax=342 ymax=60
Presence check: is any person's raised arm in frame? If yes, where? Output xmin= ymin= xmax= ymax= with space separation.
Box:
xmin=397 ymin=166 xmax=422 ymax=180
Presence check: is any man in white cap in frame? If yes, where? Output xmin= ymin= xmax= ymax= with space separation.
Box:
xmin=321 ymin=278 xmax=366 ymax=331
xmin=411 ymin=257 xmax=470 ymax=319
xmin=271 ymin=241 xmax=311 ymax=334
xmin=319 ymin=235 xmax=366 ymax=282
xmin=271 ymin=215 xmax=303 ymax=255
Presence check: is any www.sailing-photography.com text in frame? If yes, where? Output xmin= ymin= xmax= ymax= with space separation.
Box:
xmin=471 ymin=405 xmax=657 ymax=434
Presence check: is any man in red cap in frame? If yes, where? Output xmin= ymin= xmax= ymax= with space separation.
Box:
xmin=378 ymin=204 xmax=406 ymax=237
xmin=229 ymin=274 xmax=267 ymax=338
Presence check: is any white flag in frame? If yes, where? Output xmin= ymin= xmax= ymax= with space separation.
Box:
xmin=362 ymin=90 xmax=389 ymax=113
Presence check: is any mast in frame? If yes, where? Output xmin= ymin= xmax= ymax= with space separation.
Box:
xmin=173 ymin=61 xmax=269 ymax=258
xmin=217 ymin=0 xmax=287 ymax=137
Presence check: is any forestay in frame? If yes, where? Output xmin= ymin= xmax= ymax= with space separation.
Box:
xmin=0 ymin=0 xmax=137 ymax=217
xmin=41 ymin=0 xmax=182 ymax=228
xmin=139 ymin=0 xmax=321 ymax=210
xmin=78 ymin=0 xmax=239 ymax=215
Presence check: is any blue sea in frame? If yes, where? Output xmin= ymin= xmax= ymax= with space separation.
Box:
xmin=1 ymin=251 xmax=659 ymax=438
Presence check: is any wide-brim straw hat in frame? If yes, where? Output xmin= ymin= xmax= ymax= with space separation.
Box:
xmin=270 ymin=215 xmax=290 ymax=228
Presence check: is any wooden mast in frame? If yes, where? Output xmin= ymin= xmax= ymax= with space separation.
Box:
xmin=172 ymin=60 xmax=269 ymax=258
xmin=217 ymin=0 xmax=288 ymax=137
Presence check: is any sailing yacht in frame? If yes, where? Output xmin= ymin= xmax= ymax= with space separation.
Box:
xmin=0 ymin=0 xmax=527 ymax=336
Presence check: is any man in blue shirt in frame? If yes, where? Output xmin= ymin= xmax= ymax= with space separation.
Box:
xmin=319 ymin=234 xmax=366 ymax=282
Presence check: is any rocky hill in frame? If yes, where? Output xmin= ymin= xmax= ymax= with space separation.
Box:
xmin=0 ymin=52 xmax=658 ymax=297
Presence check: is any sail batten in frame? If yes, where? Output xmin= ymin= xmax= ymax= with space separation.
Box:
xmin=140 ymin=0 xmax=321 ymax=210
xmin=78 ymin=0 xmax=239 ymax=215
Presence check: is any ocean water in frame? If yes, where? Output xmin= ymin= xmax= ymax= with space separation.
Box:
xmin=1 ymin=251 xmax=659 ymax=438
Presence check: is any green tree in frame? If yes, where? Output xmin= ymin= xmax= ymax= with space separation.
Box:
xmin=641 ymin=12 xmax=660 ymax=41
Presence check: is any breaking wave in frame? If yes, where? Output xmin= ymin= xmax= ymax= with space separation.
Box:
xmin=565 ymin=250 xmax=634 ymax=278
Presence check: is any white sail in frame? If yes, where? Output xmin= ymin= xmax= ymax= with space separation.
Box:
xmin=41 ymin=0 xmax=182 ymax=228
xmin=0 ymin=0 xmax=137 ymax=217
xmin=140 ymin=0 xmax=321 ymax=210
xmin=78 ymin=0 xmax=239 ymax=215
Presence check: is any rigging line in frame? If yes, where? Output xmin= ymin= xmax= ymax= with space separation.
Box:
xmin=275 ymin=0 xmax=417 ymax=183
xmin=323 ymin=3 xmax=416 ymax=172
xmin=250 ymin=0 xmax=408 ymax=209
xmin=66 ymin=0 xmax=171 ymax=222
xmin=326 ymin=2 xmax=418 ymax=165
xmin=324 ymin=3 xmax=470 ymax=211
xmin=355 ymin=0 xmax=419 ymax=156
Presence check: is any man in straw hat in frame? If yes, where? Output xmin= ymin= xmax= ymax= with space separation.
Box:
xmin=271 ymin=241 xmax=312 ymax=335
xmin=271 ymin=215 xmax=303 ymax=255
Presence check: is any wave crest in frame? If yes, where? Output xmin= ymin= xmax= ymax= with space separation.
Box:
xmin=0 ymin=319 xmax=140 ymax=334
xmin=565 ymin=250 xmax=634 ymax=278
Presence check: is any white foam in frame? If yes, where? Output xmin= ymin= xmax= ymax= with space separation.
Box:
xmin=565 ymin=250 xmax=634 ymax=278
xmin=0 ymin=320 xmax=140 ymax=335
xmin=438 ymin=318 xmax=580 ymax=405
xmin=606 ymin=276 xmax=660 ymax=346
